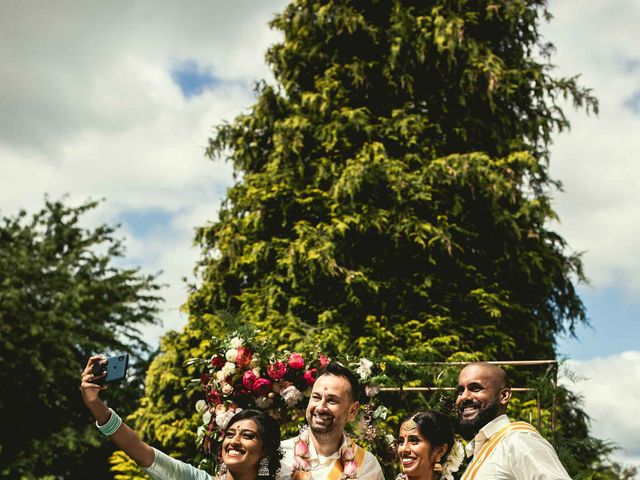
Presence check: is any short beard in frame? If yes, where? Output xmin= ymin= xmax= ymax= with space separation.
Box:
xmin=307 ymin=412 xmax=335 ymax=435
xmin=456 ymin=399 xmax=501 ymax=440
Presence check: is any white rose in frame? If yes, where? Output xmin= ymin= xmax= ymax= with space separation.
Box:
xmin=221 ymin=361 xmax=236 ymax=377
xmin=252 ymin=367 xmax=261 ymax=377
xmin=228 ymin=336 xmax=243 ymax=349
xmin=222 ymin=382 xmax=234 ymax=395
xmin=281 ymin=385 xmax=304 ymax=407
xmin=226 ymin=349 xmax=238 ymax=363
xmin=441 ymin=441 xmax=465 ymax=480
xmin=215 ymin=370 xmax=226 ymax=383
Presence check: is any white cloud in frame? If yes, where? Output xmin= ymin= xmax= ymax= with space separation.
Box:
xmin=562 ymin=352 xmax=640 ymax=469
xmin=544 ymin=0 xmax=640 ymax=294
xmin=0 ymin=0 xmax=288 ymax=342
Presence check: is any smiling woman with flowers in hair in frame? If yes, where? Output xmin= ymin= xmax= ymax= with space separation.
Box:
xmin=80 ymin=356 xmax=282 ymax=480
xmin=396 ymin=411 xmax=464 ymax=480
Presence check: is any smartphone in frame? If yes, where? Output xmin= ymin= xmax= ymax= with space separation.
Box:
xmin=92 ymin=354 xmax=129 ymax=384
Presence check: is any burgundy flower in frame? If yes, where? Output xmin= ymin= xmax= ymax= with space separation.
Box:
xmin=267 ymin=361 xmax=287 ymax=380
xmin=211 ymin=354 xmax=226 ymax=369
xmin=252 ymin=377 xmax=272 ymax=396
xmin=288 ymin=352 xmax=305 ymax=369
xmin=303 ymin=368 xmax=317 ymax=386
xmin=236 ymin=347 xmax=253 ymax=368
xmin=242 ymin=370 xmax=257 ymax=390
xmin=200 ymin=372 xmax=211 ymax=385
xmin=207 ymin=388 xmax=222 ymax=405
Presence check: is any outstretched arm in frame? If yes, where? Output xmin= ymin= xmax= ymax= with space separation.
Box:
xmin=80 ymin=355 xmax=155 ymax=468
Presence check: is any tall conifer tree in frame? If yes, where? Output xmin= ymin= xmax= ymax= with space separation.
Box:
xmin=192 ymin=0 xmax=595 ymax=360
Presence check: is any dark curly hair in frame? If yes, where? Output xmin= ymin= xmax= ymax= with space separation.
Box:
xmin=225 ymin=409 xmax=282 ymax=478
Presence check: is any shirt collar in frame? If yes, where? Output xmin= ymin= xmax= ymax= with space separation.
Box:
xmin=464 ymin=415 xmax=510 ymax=458
xmin=307 ymin=432 xmax=348 ymax=461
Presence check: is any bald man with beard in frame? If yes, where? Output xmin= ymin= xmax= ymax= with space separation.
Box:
xmin=456 ymin=362 xmax=570 ymax=480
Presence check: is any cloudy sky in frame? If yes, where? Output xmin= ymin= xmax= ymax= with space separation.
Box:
xmin=2 ymin=0 xmax=638 ymax=470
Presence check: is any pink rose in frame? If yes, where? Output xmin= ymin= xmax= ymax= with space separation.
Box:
xmin=294 ymin=439 xmax=309 ymax=457
xmin=303 ymin=368 xmax=317 ymax=386
xmin=342 ymin=447 xmax=355 ymax=461
xmin=211 ymin=354 xmax=226 ymax=369
xmin=319 ymin=354 xmax=329 ymax=368
xmin=267 ymin=361 xmax=287 ymax=380
xmin=288 ymin=352 xmax=305 ymax=369
xmin=236 ymin=347 xmax=253 ymax=368
xmin=343 ymin=460 xmax=357 ymax=477
xmin=293 ymin=458 xmax=310 ymax=471
xmin=242 ymin=370 xmax=257 ymax=390
xmin=365 ymin=385 xmax=380 ymax=397
xmin=252 ymin=377 xmax=272 ymax=396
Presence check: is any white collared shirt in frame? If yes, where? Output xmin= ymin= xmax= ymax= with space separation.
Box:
xmin=278 ymin=432 xmax=384 ymax=480
xmin=463 ymin=415 xmax=571 ymax=480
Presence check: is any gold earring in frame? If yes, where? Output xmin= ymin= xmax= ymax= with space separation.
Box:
xmin=434 ymin=455 xmax=443 ymax=472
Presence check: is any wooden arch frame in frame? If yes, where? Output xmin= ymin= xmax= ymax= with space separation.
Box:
xmin=379 ymin=360 xmax=559 ymax=433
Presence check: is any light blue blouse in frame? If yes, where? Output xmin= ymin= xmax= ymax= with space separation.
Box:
xmin=143 ymin=448 xmax=214 ymax=480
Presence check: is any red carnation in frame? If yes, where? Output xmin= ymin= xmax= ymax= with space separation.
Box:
xmin=242 ymin=370 xmax=257 ymax=390
xmin=303 ymin=368 xmax=317 ymax=386
xmin=267 ymin=361 xmax=287 ymax=380
xmin=236 ymin=347 xmax=253 ymax=368
xmin=211 ymin=354 xmax=226 ymax=369
xmin=288 ymin=352 xmax=305 ymax=369
xmin=252 ymin=377 xmax=272 ymax=396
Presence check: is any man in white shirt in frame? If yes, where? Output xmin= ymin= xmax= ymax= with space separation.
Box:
xmin=456 ymin=362 xmax=571 ymax=480
xmin=278 ymin=362 xmax=384 ymax=480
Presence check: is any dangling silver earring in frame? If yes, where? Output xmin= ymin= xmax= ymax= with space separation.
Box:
xmin=219 ymin=462 xmax=228 ymax=479
xmin=258 ymin=457 xmax=270 ymax=477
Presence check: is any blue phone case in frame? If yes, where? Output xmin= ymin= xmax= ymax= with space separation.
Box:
xmin=101 ymin=354 xmax=129 ymax=383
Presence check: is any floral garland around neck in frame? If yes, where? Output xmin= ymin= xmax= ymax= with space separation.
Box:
xmin=395 ymin=439 xmax=464 ymax=480
xmin=292 ymin=425 xmax=359 ymax=479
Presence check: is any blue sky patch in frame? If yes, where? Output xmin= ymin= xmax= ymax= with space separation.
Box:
xmin=557 ymin=286 xmax=640 ymax=360
xmin=623 ymin=90 xmax=640 ymax=114
xmin=120 ymin=208 xmax=174 ymax=238
xmin=171 ymin=60 xmax=220 ymax=98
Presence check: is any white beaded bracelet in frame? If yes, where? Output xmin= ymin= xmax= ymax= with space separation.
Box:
xmin=96 ymin=408 xmax=122 ymax=436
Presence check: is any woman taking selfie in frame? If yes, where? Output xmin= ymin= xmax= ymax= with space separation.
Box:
xmin=80 ymin=355 xmax=282 ymax=480
xmin=396 ymin=411 xmax=463 ymax=480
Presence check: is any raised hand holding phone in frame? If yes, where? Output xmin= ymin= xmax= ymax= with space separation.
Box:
xmin=91 ymin=354 xmax=129 ymax=384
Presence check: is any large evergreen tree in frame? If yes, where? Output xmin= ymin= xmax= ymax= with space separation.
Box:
xmin=0 ymin=199 xmax=162 ymax=479
xmin=134 ymin=1 xmax=622 ymax=478
xmin=192 ymin=0 xmax=596 ymax=362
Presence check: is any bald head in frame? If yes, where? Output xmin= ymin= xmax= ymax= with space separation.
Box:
xmin=462 ymin=362 xmax=510 ymax=389
xmin=455 ymin=362 xmax=512 ymax=439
